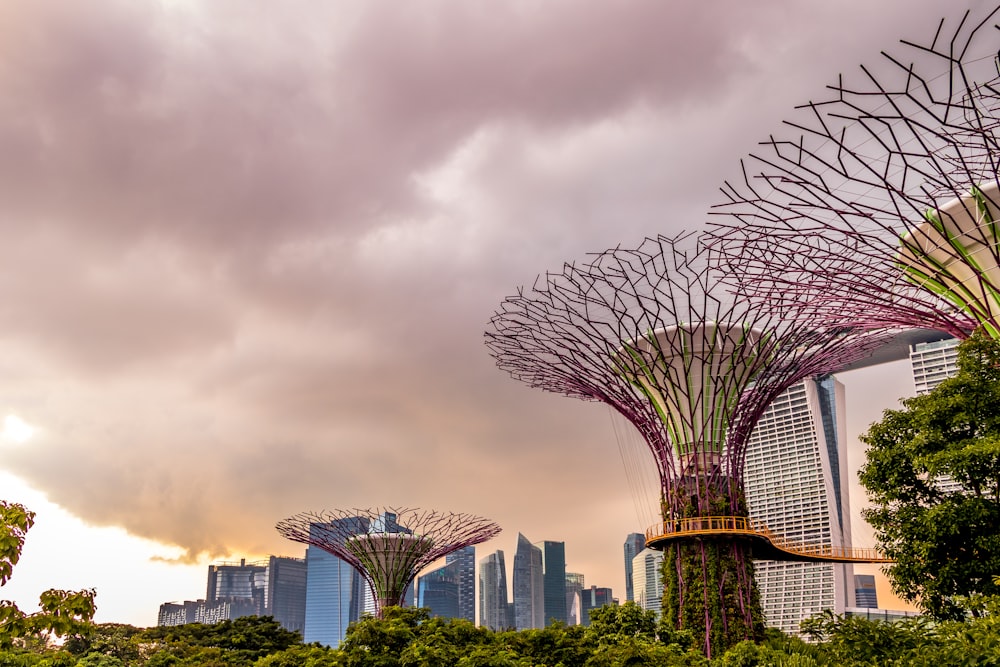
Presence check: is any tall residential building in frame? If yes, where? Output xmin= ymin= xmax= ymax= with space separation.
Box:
xmin=479 ymin=550 xmax=512 ymax=630
xmin=446 ymin=546 xmax=476 ymax=623
xmin=537 ymin=540 xmax=567 ymax=626
xmin=911 ymin=338 xmax=963 ymax=494
xmin=577 ymin=586 xmax=614 ymax=626
xmin=854 ymin=574 xmax=878 ymax=609
xmin=565 ymin=573 xmax=585 ymax=625
xmin=623 ymin=533 xmax=645 ymax=603
xmin=910 ymin=338 xmax=959 ymax=395
xmin=631 ymin=548 xmax=663 ymax=617
xmin=159 ymin=556 xmax=306 ymax=633
xmin=513 ymin=533 xmax=544 ymax=630
xmin=303 ymin=516 xmax=372 ymax=647
xmin=418 ymin=561 xmax=460 ymax=619
xmin=744 ymin=377 xmax=855 ymax=635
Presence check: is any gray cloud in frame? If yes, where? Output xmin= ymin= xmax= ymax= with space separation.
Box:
xmin=0 ymin=0 xmax=965 ymax=600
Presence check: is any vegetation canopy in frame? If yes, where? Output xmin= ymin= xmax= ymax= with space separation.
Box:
xmin=860 ymin=329 xmax=1000 ymax=620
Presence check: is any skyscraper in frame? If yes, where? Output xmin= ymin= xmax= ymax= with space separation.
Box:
xmin=623 ymin=533 xmax=645 ymax=603
xmin=854 ymin=574 xmax=878 ymax=609
xmin=479 ymin=550 xmax=511 ymax=631
xmin=910 ymin=338 xmax=963 ymax=494
xmin=743 ymin=377 xmax=855 ymax=635
xmin=446 ymin=545 xmax=476 ymax=623
xmin=417 ymin=561 xmax=460 ymax=619
xmin=266 ymin=556 xmax=307 ymax=633
xmin=536 ymin=540 xmax=567 ymax=626
xmin=911 ymin=338 xmax=959 ymax=394
xmin=565 ymin=573 xmax=584 ymax=625
xmin=207 ymin=559 xmax=266 ymax=608
xmin=303 ymin=516 xmax=371 ymax=647
xmin=577 ymin=586 xmax=614 ymax=626
xmin=513 ymin=533 xmax=544 ymax=630
xmin=631 ymin=548 xmax=663 ymax=617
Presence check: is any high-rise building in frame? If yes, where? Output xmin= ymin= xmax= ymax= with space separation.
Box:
xmin=267 ymin=556 xmax=308 ymax=633
xmin=565 ymin=573 xmax=584 ymax=625
xmin=446 ymin=546 xmax=476 ymax=624
xmin=577 ymin=586 xmax=614 ymax=626
xmin=207 ymin=559 xmax=267 ymax=609
xmin=910 ymin=338 xmax=964 ymax=494
xmin=536 ymin=540 xmax=567 ymax=626
xmin=623 ymin=533 xmax=645 ymax=603
xmin=303 ymin=516 xmax=372 ymax=647
xmin=910 ymin=338 xmax=959 ymax=395
xmin=744 ymin=377 xmax=855 ymax=635
xmin=513 ymin=533 xmax=544 ymax=630
xmin=631 ymin=548 xmax=663 ymax=617
xmin=479 ymin=550 xmax=511 ymax=631
xmin=159 ymin=556 xmax=306 ymax=633
xmin=418 ymin=561 xmax=460 ymax=619
xmin=854 ymin=574 xmax=878 ymax=609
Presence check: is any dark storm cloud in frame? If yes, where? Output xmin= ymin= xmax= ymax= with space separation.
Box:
xmin=0 ymin=0 xmax=961 ymax=591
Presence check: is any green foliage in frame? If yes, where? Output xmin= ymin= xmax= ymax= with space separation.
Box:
xmin=0 ymin=501 xmax=97 ymax=649
xmin=0 ymin=504 xmax=33 ymax=588
xmin=17 ymin=603 xmax=1000 ymax=666
xmin=251 ymin=644 xmax=341 ymax=667
xmin=138 ymin=616 xmax=300 ymax=664
xmin=661 ymin=485 xmax=764 ymax=657
xmin=859 ymin=330 xmax=1000 ymax=619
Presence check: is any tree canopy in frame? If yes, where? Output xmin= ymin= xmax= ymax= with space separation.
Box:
xmin=0 ymin=500 xmax=97 ymax=648
xmin=859 ymin=329 xmax=1000 ymax=619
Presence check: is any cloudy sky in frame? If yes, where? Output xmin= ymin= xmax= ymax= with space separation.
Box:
xmin=0 ymin=0 xmax=986 ymax=626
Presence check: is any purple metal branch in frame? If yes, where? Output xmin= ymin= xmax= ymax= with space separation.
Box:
xmin=707 ymin=6 xmax=1000 ymax=340
xmin=485 ymin=232 xmax=884 ymax=519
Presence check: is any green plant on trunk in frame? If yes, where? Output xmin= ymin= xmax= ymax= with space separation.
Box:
xmin=660 ymin=481 xmax=763 ymax=659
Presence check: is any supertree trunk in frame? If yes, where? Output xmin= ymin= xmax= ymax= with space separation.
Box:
xmin=661 ymin=479 xmax=763 ymax=655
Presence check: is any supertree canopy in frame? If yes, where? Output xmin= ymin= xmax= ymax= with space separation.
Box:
xmin=276 ymin=507 xmax=500 ymax=618
xmin=485 ymin=233 xmax=882 ymax=657
xmin=707 ymin=6 xmax=1000 ymax=341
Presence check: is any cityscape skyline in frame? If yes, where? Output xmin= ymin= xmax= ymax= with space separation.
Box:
xmin=0 ymin=0 xmax=959 ymax=627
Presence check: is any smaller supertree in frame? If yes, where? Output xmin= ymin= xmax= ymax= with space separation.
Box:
xmin=276 ymin=507 xmax=500 ymax=617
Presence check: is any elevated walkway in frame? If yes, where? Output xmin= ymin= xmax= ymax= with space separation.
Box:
xmin=645 ymin=516 xmax=892 ymax=563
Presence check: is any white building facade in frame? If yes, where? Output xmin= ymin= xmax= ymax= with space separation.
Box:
xmin=630 ymin=548 xmax=663 ymax=617
xmin=743 ymin=377 xmax=855 ymax=634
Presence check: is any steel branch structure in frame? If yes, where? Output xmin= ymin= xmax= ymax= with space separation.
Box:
xmin=276 ymin=507 xmax=500 ymax=618
xmin=707 ymin=6 xmax=1000 ymax=341
xmin=485 ymin=233 xmax=882 ymax=656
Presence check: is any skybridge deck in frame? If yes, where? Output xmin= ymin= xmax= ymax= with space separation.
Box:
xmin=645 ymin=516 xmax=892 ymax=563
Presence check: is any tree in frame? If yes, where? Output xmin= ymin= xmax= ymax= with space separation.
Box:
xmin=859 ymin=329 xmax=1000 ymax=619
xmin=0 ymin=501 xmax=97 ymax=647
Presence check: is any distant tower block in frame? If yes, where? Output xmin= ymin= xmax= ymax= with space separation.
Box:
xmin=707 ymin=6 xmax=1000 ymax=342
xmin=276 ymin=508 xmax=500 ymax=619
xmin=486 ymin=233 xmax=880 ymax=657
xmin=897 ymin=181 xmax=1000 ymax=338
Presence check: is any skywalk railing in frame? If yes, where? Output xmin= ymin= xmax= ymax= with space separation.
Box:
xmin=645 ymin=515 xmax=892 ymax=563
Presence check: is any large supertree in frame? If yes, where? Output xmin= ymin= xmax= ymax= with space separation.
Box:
xmin=707 ymin=6 xmax=1000 ymax=341
xmin=485 ymin=233 xmax=883 ymax=657
xmin=276 ymin=507 xmax=500 ymax=618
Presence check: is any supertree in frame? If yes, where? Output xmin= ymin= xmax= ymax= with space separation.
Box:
xmin=276 ymin=507 xmax=500 ymax=618
xmin=485 ymin=233 xmax=883 ymax=657
xmin=707 ymin=6 xmax=1000 ymax=341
